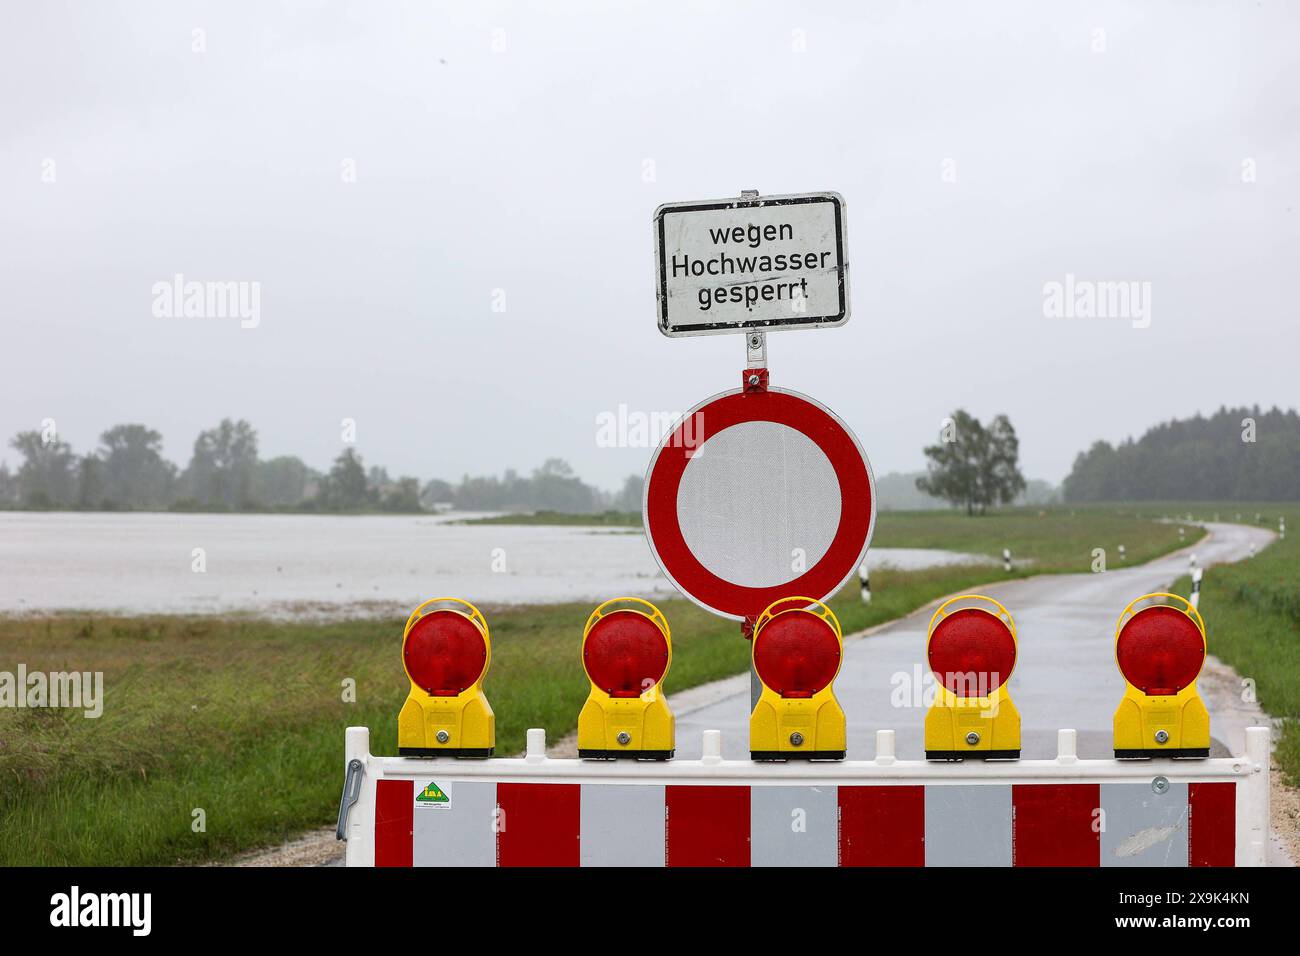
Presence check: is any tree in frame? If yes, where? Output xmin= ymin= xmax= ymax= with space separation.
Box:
xmin=381 ymin=476 xmax=423 ymax=513
xmin=528 ymin=458 xmax=598 ymax=512
xmin=1063 ymin=405 xmax=1300 ymax=502
xmin=75 ymin=454 xmax=106 ymax=509
xmin=9 ymin=430 xmax=77 ymax=507
xmin=985 ymin=414 xmax=1028 ymax=507
xmin=317 ymin=448 xmax=372 ymax=511
xmin=182 ymin=419 xmax=259 ymax=508
xmin=255 ymin=456 xmax=315 ymax=508
xmin=612 ymin=474 xmax=643 ymax=512
xmin=0 ymin=462 xmax=19 ymax=507
xmin=99 ymin=424 xmax=176 ymax=509
xmin=916 ymin=410 xmax=1026 ymax=515
xmin=420 ymin=478 xmax=454 ymax=510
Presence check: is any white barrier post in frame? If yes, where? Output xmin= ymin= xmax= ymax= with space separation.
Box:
xmin=525 ymin=727 xmax=547 ymax=763
xmin=701 ymin=729 xmax=723 ymax=764
xmin=1239 ymin=726 xmax=1270 ymax=867
xmin=1056 ymin=728 xmax=1078 ymax=765
xmin=343 ymin=726 xmax=373 ymax=867
xmin=874 ymin=729 xmax=896 ymax=766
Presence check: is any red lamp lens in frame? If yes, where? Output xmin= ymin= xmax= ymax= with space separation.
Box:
xmin=1116 ymin=605 xmax=1204 ymax=696
xmin=753 ymin=611 xmax=841 ymax=698
xmin=928 ymin=607 xmax=1016 ymax=696
xmin=584 ymin=610 xmax=669 ymax=698
xmin=404 ymin=610 xmax=487 ymax=696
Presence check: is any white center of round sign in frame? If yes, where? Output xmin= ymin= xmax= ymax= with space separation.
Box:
xmin=675 ymin=420 xmax=842 ymax=589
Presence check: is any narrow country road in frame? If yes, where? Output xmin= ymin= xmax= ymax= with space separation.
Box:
xmin=674 ymin=522 xmax=1277 ymax=763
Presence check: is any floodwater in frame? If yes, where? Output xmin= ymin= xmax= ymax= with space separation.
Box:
xmin=0 ymin=512 xmax=989 ymax=619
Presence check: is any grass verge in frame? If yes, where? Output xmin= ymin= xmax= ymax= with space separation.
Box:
xmin=1170 ymin=505 xmax=1299 ymax=786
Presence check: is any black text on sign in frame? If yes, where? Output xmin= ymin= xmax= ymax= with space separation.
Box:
xmin=653 ymin=192 xmax=850 ymax=337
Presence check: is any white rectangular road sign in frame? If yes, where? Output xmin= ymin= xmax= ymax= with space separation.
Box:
xmin=653 ymin=191 xmax=849 ymax=337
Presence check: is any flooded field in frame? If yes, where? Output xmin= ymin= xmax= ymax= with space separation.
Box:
xmin=0 ymin=512 xmax=989 ymax=618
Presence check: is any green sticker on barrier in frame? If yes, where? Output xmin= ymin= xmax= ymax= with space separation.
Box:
xmin=415 ymin=781 xmax=451 ymax=808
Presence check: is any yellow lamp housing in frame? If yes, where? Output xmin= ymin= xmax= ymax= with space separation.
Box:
xmin=397 ymin=597 xmax=495 ymax=758
xmin=750 ymin=597 xmax=846 ymax=761
xmin=924 ymin=595 xmax=1021 ymax=761
xmin=578 ymin=597 xmax=674 ymax=760
xmin=1113 ymin=592 xmax=1209 ymax=759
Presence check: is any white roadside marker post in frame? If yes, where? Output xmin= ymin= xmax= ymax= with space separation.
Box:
xmin=1190 ymin=566 xmax=1204 ymax=610
xmin=859 ymin=559 xmax=871 ymax=603
xmin=1002 ymin=548 xmax=1012 ymax=573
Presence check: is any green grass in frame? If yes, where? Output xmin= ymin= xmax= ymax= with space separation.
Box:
xmin=0 ymin=507 xmax=1204 ymax=865
xmin=1169 ymin=504 xmax=1300 ymax=786
xmin=869 ymin=506 xmax=1199 ymax=571
xmin=466 ymin=504 xmax=1202 ymax=573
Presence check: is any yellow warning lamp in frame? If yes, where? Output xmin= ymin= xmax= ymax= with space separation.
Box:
xmin=578 ymin=597 xmax=674 ymax=759
xmin=1113 ymin=593 xmax=1209 ymax=758
xmin=750 ymin=597 xmax=846 ymax=761
xmin=397 ymin=597 xmax=494 ymax=757
xmin=924 ymin=595 xmax=1021 ymax=760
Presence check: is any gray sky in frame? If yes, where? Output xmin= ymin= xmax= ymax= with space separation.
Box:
xmin=2 ymin=0 xmax=1297 ymax=491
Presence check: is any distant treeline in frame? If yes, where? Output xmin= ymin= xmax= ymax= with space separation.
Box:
xmin=1063 ymin=406 xmax=1300 ymax=502
xmin=0 ymin=419 xmax=642 ymax=514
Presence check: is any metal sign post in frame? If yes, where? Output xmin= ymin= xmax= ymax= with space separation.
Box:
xmin=647 ymin=188 xmax=869 ymax=726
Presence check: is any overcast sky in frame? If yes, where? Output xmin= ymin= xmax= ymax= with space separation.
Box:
xmin=2 ymin=0 xmax=1297 ymax=491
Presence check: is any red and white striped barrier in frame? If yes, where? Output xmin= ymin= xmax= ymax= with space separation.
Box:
xmin=339 ymin=726 xmax=1269 ymax=867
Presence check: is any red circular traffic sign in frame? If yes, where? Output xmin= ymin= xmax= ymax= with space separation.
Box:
xmin=643 ymin=386 xmax=874 ymax=621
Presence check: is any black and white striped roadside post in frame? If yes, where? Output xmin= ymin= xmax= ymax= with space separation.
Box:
xmin=1189 ymin=552 xmax=1198 ymax=570
xmin=1118 ymin=544 xmax=1126 ymax=563
xmin=859 ymin=559 xmax=871 ymax=603
xmin=1190 ymin=566 xmax=1204 ymax=610
xmin=1002 ymin=548 xmax=1012 ymax=573
xmin=1280 ymin=518 xmax=1287 ymax=540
